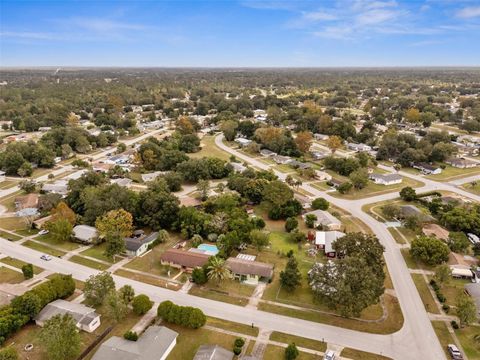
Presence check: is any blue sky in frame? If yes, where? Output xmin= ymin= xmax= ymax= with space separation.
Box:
xmin=1 ymin=0 xmax=479 ymax=67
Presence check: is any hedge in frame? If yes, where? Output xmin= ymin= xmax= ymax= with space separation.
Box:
xmin=0 ymin=274 xmax=75 ymax=345
xmin=157 ymin=301 xmax=206 ymax=329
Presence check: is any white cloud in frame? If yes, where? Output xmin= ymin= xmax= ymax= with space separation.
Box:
xmin=67 ymin=18 xmax=147 ymax=32
xmin=303 ymin=11 xmax=338 ymax=21
xmin=456 ymin=6 xmax=480 ymax=19
xmin=355 ymin=8 xmax=401 ymax=25
xmin=0 ymin=31 xmax=58 ymax=40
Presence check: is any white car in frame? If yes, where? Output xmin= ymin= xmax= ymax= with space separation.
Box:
xmin=38 ymin=230 xmax=49 ymax=235
xmin=40 ymin=254 xmax=52 ymax=261
xmin=324 ymin=350 xmax=336 ymax=360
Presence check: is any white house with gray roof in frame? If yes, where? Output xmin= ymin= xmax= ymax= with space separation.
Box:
xmin=369 ymin=173 xmax=402 ymax=186
xmin=73 ymin=225 xmax=99 ymax=244
xmin=35 ymin=299 xmax=100 ymax=333
xmin=92 ymin=325 xmax=178 ymax=360
xmin=303 ymin=210 xmax=342 ymax=230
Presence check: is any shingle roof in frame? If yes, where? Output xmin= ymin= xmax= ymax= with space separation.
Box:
xmin=92 ymin=325 xmax=178 ymax=360
xmin=193 ymin=344 xmax=234 ymax=360
xmin=304 ymin=210 xmax=341 ymax=226
xmin=35 ymin=299 xmax=99 ymax=326
xmin=226 ymin=257 xmax=273 ymax=278
xmin=124 ymin=232 xmax=158 ymax=252
xmin=160 ymin=248 xmax=210 ymax=268
xmin=73 ymin=225 xmax=98 ymax=242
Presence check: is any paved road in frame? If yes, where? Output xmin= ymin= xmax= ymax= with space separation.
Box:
xmin=215 ymin=134 xmax=447 ymax=360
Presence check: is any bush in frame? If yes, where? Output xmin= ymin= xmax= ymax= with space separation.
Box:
xmin=21 ymin=264 xmax=34 ymax=280
xmin=285 ymin=217 xmax=298 ymax=232
xmin=132 ymin=294 xmax=153 ymax=315
xmin=442 ymin=304 xmax=450 ymax=313
xmin=157 ymin=301 xmax=206 ymax=329
xmin=451 ymin=320 xmax=459 ymax=329
xmin=123 ymin=330 xmax=138 ymax=341
xmin=234 ymin=338 xmax=245 ymax=347
xmin=192 ymin=267 xmax=208 ymax=285
xmin=436 ymin=291 xmax=446 ymax=303
xmin=311 ymin=198 xmax=329 ymax=210
xmin=233 ymin=347 xmax=242 ymax=355
xmin=0 ymin=347 xmax=18 ymax=360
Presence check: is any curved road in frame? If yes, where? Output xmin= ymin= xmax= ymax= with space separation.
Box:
xmin=215 ymin=134 xmax=448 ymax=360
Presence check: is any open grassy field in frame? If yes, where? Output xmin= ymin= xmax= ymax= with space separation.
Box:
xmin=411 ymin=274 xmax=440 ymax=314
xmin=189 ymin=279 xmax=253 ymax=307
xmin=80 ymin=243 xmax=121 ymax=263
xmin=0 ymin=256 xmax=43 ymax=274
xmin=22 ymin=240 xmax=66 ymax=257
xmin=0 ymin=216 xmax=26 ymax=231
xmin=258 ymin=294 xmax=403 ymax=334
xmin=426 ymin=165 xmax=480 ymax=181
xmin=269 ymin=331 xmax=327 ymax=352
xmin=69 ymin=255 xmax=110 ymax=271
xmin=207 ymin=316 xmax=259 ymax=337
xmin=34 ymin=234 xmax=80 ymax=251
xmin=462 ymin=181 xmax=480 ymax=195
xmin=165 ymin=323 xmax=239 ymax=360
xmin=114 ymin=269 xmax=182 ymax=290
xmin=329 ymin=176 xmax=423 ymax=200
xmin=341 ymin=348 xmax=392 ymax=360
xmin=0 ymin=229 xmax=22 ymax=241
xmin=190 ymin=135 xmax=231 ymax=161
xmin=0 ymin=266 xmax=25 ymax=283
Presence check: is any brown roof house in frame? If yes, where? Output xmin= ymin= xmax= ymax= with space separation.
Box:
xmin=160 ymin=248 xmax=210 ymax=272
xmin=226 ymin=256 xmax=274 ymax=285
xmin=14 ymin=193 xmax=39 ymax=210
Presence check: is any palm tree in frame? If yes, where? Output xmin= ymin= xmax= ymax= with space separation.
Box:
xmin=207 ymin=257 xmax=231 ymax=283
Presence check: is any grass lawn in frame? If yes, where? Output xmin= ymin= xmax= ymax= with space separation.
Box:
xmin=263 ymin=345 xmax=318 ymax=360
xmin=310 ymin=181 xmax=332 ymax=191
xmin=0 ymin=190 xmax=22 ymax=212
xmin=388 ymin=228 xmax=406 ymax=244
xmin=34 ymin=234 xmax=80 ymax=251
xmin=341 ymin=348 xmax=392 ymax=360
xmin=165 ymin=324 xmax=239 ymax=360
xmin=432 ymin=321 xmax=456 ymax=358
xmin=189 ymin=135 xmax=231 ymax=161
xmin=401 ymin=249 xmax=435 ymax=271
xmin=0 ymin=266 xmax=25 ymax=283
xmin=0 ymin=216 xmax=26 ymax=231
xmin=15 ymin=228 xmax=39 ymax=237
xmin=80 ymin=243 xmax=120 ymax=263
xmin=412 ymin=274 xmax=440 ymax=314
xmin=70 ymin=255 xmax=110 ymax=271
xmin=329 ymin=177 xmax=423 ymax=200
xmin=114 ymin=269 xmax=182 ymax=291
xmin=207 ymin=317 xmax=259 ymax=337
xmin=462 ymin=181 xmax=480 ymax=195
xmin=0 ymin=256 xmax=43 ymax=274
xmin=455 ymin=326 xmax=480 ymax=360
xmin=426 ymin=165 xmax=480 ymax=181
xmin=441 ymin=278 xmax=471 ymax=308
xmin=269 ymin=331 xmax=327 ymax=352
xmin=189 ymin=279 xmax=254 ymax=307
xmin=22 ymin=240 xmax=66 ymax=257
xmin=0 ymin=229 xmax=22 ymax=241
xmin=0 ymin=180 xmax=19 ymax=190
xmin=273 ymin=164 xmax=296 ymax=173
xmin=258 ymin=294 xmax=403 ymax=334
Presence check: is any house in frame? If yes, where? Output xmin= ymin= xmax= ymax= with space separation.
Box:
xmin=42 ymin=180 xmax=68 ymax=196
xmin=141 ymin=171 xmax=167 ymax=183
xmin=312 ymin=231 xmax=346 ymax=258
xmin=399 ymin=205 xmax=435 ymax=222
xmin=226 ymin=257 xmax=274 ymax=285
xmin=311 ymin=151 xmax=328 ymax=160
xmin=38 ymin=126 xmax=52 ymax=132
xmin=35 ymin=299 xmax=100 ymax=333
xmin=347 ymin=143 xmax=371 ymax=152
xmin=464 ymin=283 xmax=480 ymax=319
xmin=230 ymin=162 xmax=247 ymax=173
xmin=315 ymin=170 xmax=332 ymax=181
xmin=450 ymin=266 xmax=474 ymax=280
xmin=289 ymin=160 xmax=311 ymax=170
xmin=160 ymin=249 xmax=210 ymax=272
xmin=272 ymin=155 xmax=291 ymax=165
xmin=193 ymin=345 xmax=234 ymax=360
xmin=235 ymin=138 xmax=252 ymax=147
xmin=303 ymin=210 xmax=342 ymax=231
xmin=0 ymin=171 xmax=5 ymax=183
xmin=14 ymin=193 xmax=39 ymax=211
xmin=110 ymin=178 xmax=133 ymax=188
xmin=445 ymin=158 xmax=477 ymax=169
xmin=369 ymin=173 xmax=402 ymax=186
xmin=413 ymin=162 xmax=442 ymax=175
xmin=124 ymin=232 xmax=159 ymax=257
xmin=314 ymin=133 xmax=329 ymax=141
xmin=73 ymin=225 xmax=98 ymax=244
xmin=92 ymin=325 xmax=178 ymax=360
xmin=92 ymin=162 xmax=113 ymax=173
xmin=422 ymin=224 xmax=450 ymax=242
xmin=260 ymin=149 xmax=276 ymax=157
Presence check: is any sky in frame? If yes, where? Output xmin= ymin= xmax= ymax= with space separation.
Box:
xmin=1 ymin=0 xmax=479 ymax=67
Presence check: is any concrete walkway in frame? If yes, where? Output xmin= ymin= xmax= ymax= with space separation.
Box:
xmin=250 ymin=328 xmax=272 ymax=359
xmin=131 ymin=302 xmax=159 ymax=334
xmin=246 ymin=283 xmax=266 ymax=309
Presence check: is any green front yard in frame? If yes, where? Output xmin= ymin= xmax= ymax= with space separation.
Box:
xmin=34 ymin=234 xmax=80 ymax=251
xmin=426 ymin=165 xmax=480 ymax=181
xmin=189 ymin=279 xmax=254 ymax=306
xmin=0 ymin=266 xmax=25 ymax=283
xmin=0 ymin=256 xmax=43 ymax=274
xmin=264 ymin=345 xmax=318 ymax=360
xmin=269 ymin=331 xmax=327 ymax=352
xmin=69 ymin=255 xmax=110 ymax=271
xmin=455 ymin=326 xmax=480 ymax=360
xmin=190 ymin=135 xmax=231 ymax=161
xmin=22 ymin=240 xmax=66 ymax=257
xmin=341 ymin=347 xmax=392 ymax=360
xmin=412 ymin=274 xmax=440 ymax=314
xmin=80 ymin=243 xmax=121 ymax=263
xmin=432 ymin=321 xmax=456 ymax=358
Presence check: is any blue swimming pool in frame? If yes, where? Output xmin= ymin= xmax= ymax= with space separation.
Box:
xmin=197 ymin=244 xmax=219 ymax=255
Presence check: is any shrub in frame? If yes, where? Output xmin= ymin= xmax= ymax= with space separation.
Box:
xmin=311 ymin=197 xmax=329 ymax=210
xmin=234 ymin=338 xmax=245 ymax=348
xmin=192 ymin=267 xmax=208 ymax=285
xmin=442 ymin=304 xmax=450 ymax=313
xmin=436 ymin=292 xmax=446 ymax=303
xmin=451 ymin=320 xmax=459 ymax=329
xmin=233 ymin=347 xmax=242 ymax=355
xmin=21 ymin=264 xmax=34 ymax=280
xmin=157 ymin=301 xmax=206 ymax=329
xmin=123 ymin=331 xmax=138 ymax=341
xmin=132 ymin=294 xmax=153 ymax=315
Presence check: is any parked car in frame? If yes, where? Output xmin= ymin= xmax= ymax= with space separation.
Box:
xmin=324 ymin=350 xmax=336 ymax=360
xmin=447 ymin=344 xmax=463 ymax=360
xmin=38 ymin=229 xmax=49 ymax=235
xmin=40 ymin=254 xmax=52 ymax=261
